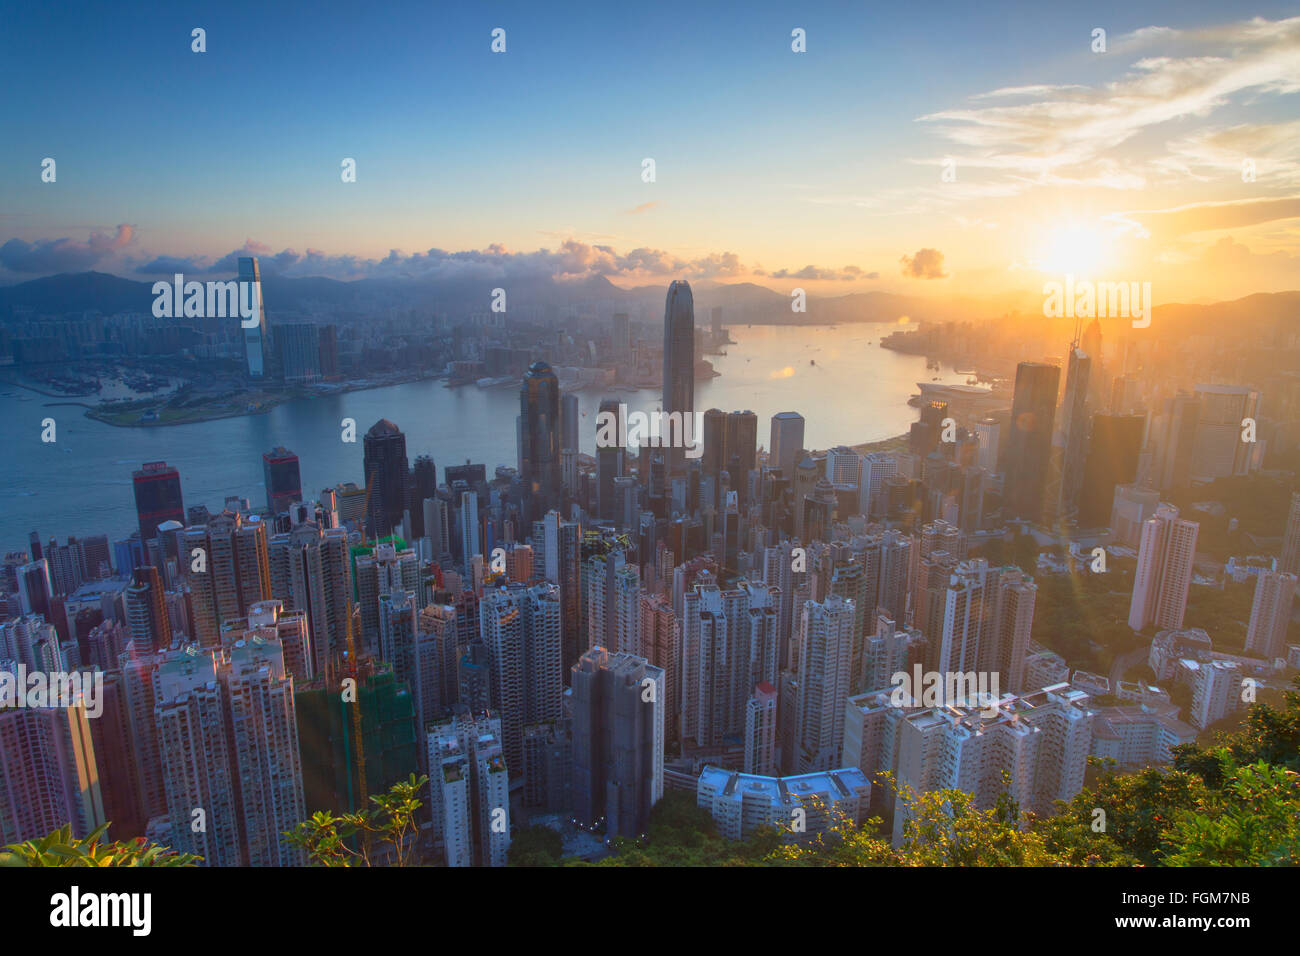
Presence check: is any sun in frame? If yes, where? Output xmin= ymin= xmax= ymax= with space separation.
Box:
xmin=1035 ymin=222 xmax=1112 ymax=277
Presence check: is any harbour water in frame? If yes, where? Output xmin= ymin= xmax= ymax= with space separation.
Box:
xmin=0 ymin=323 xmax=966 ymax=543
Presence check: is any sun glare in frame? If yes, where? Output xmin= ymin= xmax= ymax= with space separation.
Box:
xmin=1035 ymin=223 xmax=1112 ymax=277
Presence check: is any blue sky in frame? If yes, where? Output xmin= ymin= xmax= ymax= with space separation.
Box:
xmin=2 ymin=0 xmax=1297 ymax=300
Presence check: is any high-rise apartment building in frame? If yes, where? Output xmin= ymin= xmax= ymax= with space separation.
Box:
xmin=1128 ymin=505 xmax=1199 ymax=631
xmin=1245 ymin=570 xmax=1297 ymax=659
xmin=571 ymin=647 xmax=665 ymax=838
xmin=427 ymin=711 xmax=511 ymax=866
xmin=184 ymin=511 xmax=272 ymax=649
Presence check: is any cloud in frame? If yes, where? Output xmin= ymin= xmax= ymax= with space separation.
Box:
xmin=0 ymin=224 xmax=135 ymax=274
xmin=900 ymin=248 xmax=948 ymax=279
xmin=1110 ymin=196 xmax=1300 ymax=239
xmin=622 ymin=201 xmax=659 ymax=215
xmin=915 ymin=16 xmax=1300 ymax=188
xmin=765 ymin=264 xmax=872 ymax=281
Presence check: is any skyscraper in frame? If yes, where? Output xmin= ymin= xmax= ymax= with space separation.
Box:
xmin=570 ymin=647 xmax=665 ymax=838
xmin=184 ymin=512 xmax=272 ymax=649
xmin=262 ymin=447 xmax=302 ymax=516
xmin=1245 ymin=570 xmax=1297 ymax=659
xmin=133 ymin=461 xmax=185 ymax=545
xmin=662 ymin=280 xmax=695 ymax=474
xmin=1282 ymin=492 xmax=1300 ymax=576
xmin=769 ymin=411 xmax=805 ymax=480
xmin=363 ymin=419 xmax=410 ymax=539
xmin=1004 ymin=362 xmax=1060 ymax=522
xmin=793 ymin=594 xmax=855 ymax=773
xmin=596 ymin=397 xmax=625 ymax=521
xmin=1128 ymin=505 xmax=1199 ymax=631
xmin=519 ymin=361 xmax=563 ymax=519
xmin=239 ymin=256 xmax=270 ymax=379
xmin=479 ymin=582 xmax=563 ymax=771
xmin=1055 ymin=343 xmax=1092 ymax=522
xmin=1078 ymin=412 xmax=1146 ymax=529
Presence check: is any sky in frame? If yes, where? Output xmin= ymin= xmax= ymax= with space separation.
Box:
xmin=1 ymin=0 xmax=1298 ymax=303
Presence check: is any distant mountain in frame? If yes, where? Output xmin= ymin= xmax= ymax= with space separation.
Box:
xmin=1 ymin=271 xmax=1294 ymax=335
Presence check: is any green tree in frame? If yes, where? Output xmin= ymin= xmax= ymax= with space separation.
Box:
xmin=287 ymin=773 xmax=428 ymax=867
xmin=508 ymin=825 xmax=564 ymax=867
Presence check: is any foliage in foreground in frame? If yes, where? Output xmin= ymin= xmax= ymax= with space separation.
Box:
xmin=0 ymin=824 xmax=199 ymax=867
xmin=575 ymin=680 xmax=1300 ymax=867
xmin=288 ymin=773 xmax=428 ymax=867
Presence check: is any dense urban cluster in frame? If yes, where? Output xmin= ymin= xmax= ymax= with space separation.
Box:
xmin=2 ymin=264 xmax=1298 ymax=868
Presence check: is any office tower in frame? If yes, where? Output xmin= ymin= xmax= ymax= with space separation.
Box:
xmin=725 ymin=409 xmax=758 ymax=493
xmin=1245 ymin=570 xmax=1297 ymax=659
xmin=363 ymin=419 xmax=410 ymax=539
xmin=80 ymin=535 xmax=111 ymax=581
xmin=1055 ymin=343 xmax=1092 ymax=522
xmin=184 ymin=511 xmax=272 ymax=649
xmin=1129 ymin=505 xmax=1199 ymax=631
xmin=611 ymin=312 xmax=631 ymax=366
xmin=975 ymin=418 xmax=1000 ymax=474
xmin=15 ymin=558 xmax=52 ymax=621
xmin=427 ymin=711 xmax=511 ymax=866
xmin=1180 ymin=659 xmax=1242 ymax=730
xmin=410 ymin=455 xmax=438 ymax=537
xmin=662 ymin=279 xmax=695 ymax=473
xmin=459 ymin=491 xmax=480 ymax=568
xmin=523 ymin=719 xmax=573 ymax=811
xmin=274 ymin=323 xmax=321 ymax=382
xmin=45 ymin=539 xmax=83 ymax=597
xmin=124 ymin=565 xmax=172 ymax=651
xmin=1190 ymin=385 xmax=1260 ymax=482
xmin=697 ymin=765 xmax=868 ymax=843
xmin=317 ymin=324 xmax=340 ymax=377
xmin=1004 ymin=362 xmax=1060 ymax=522
xmin=769 ymin=411 xmax=805 ymax=479
xmin=596 ymin=397 xmax=625 ymax=521
xmin=793 ymin=594 xmax=855 ymax=773
xmin=519 ymin=361 xmax=563 ymax=519
xmin=571 ymin=647 xmax=665 ymax=838
xmin=238 ymin=256 xmax=270 ymax=378
xmin=0 ymin=704 xmax=103 ymax=844
xmin=262 ymin=447 xmax=302 ymax=516
xmin=479 ymin=583 xmax=563 ymax=772
xmin=268 ymin=523 xmax=353 ymax=684
xmin=711 ymin=305 xmax=723 ymax=340
xmin=423 ymin=496 xmax=452 ymax=563
xmin=133 ymin=461 xmax=185 ymax=545
xmin=744 ymin=682 xmax=779 ymax=776
xmin=1155 ymin=390 xmax=1201 ymax=491
xmin=1078 ymin=412 xmax=1146 ymax=529
xmin=1280 ymin=492 xmax=1300 ymax=576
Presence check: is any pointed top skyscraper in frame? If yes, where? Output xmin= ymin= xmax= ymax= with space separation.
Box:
xmin=662 ymin=280 xmax=695 ymax=474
